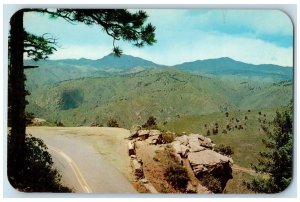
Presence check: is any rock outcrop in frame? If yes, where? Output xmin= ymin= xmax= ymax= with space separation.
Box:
xmin=128 ymin=124 xmax=142 ymax=139
xmin=128 ymin=125 xmax=163 ymax=145
xmin=171 ymin=133 xmax=233 ymax=193
xmin=128 ymin=125 xmax=233 ymax=193
xmin=130 ymin=155 xmax=144 ymax=178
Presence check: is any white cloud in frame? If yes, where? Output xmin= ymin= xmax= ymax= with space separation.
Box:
xmin=123 ymin=32 xmax=293 ymax=67
xmin=47 ymin=45 xmax=112 ymax=60
xmin=23 ymin=9 xmax=293 ymax=67
xmin=42 ymin=32 xmax=293 ymax=67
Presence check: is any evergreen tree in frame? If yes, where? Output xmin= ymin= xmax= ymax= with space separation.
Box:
xmin=8 ymin=8 xmax=156 ymax=190
xmin=246 ymin=104 xmax=293 ymax=193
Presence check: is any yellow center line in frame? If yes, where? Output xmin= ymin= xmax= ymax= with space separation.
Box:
xmin=48 ymin=145 xmax=93 ymax=193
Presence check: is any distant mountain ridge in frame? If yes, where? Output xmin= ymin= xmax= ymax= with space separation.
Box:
xmin=24 ymin=54 xmax=164 ymax=89
xmin=174 ymin=57 xmax=293 ymax=82
xmin=25 ymin=53 xmax=163 ymax=70
xmin=25 ymin=54 xmax=293 ymax=90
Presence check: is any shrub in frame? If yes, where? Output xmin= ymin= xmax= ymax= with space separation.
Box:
xmin=25 ymin=112 xmax=35 ymax=126
xmin=212 ymin=127 xmax=218 ymax=135
xmin=214 ymin=144 xmax=234 ymax=156
xmin=225 ymin=112 xmax=229 ymax=117
xmin=222 ymin=129 xmax=227 ymax=134
xmin=207 ymin=130 xmax=211 ymax=136
xmin=164 ymin=163 xmax=189 ymax=190
xmin=162 ymin=132 xmax=176 ymax=143
xmin=107 ymin=118 xmax=119 ymax=127
xmin=201 ymin=174 xmax=223 ymax=193
xmin=55 ymin=120 xmax=64 ymax=127
xmin=7 ymin=134 xmax=72 ymax=192
xmin=142 ymin=116 xmax=157 ymax=129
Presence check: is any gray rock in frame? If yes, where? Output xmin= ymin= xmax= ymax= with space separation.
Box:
xmin=175 ymin=135 xmax=189 ymax=146
xmin=146 ymin=134 xmax=163 ymax=145
xmin=199 ymin=137 xmax=213 ymax=149
xmin=189 ymin=133 xmax=202 ymax=139
xmin=149 ymin=130 xmax=162 ymax=136
xmin=188 ymin=136 xmax=206 ymax=152
xmin=128 ymin=124 xmax=142 ymax=139
xmin=172 ymin=140 xmax=182 ymax=154
xmin=180 ymin=144 xmax=190 ymax=158
xmin=128 ymin=141 xmax=135 ymax=156
xmin=131 ymin=158 xmax=144 ymax=178
xmin=138 ymin=130 xmax=150 ymax=140
xmin=188 ymin=150 xmax=233 ymax=176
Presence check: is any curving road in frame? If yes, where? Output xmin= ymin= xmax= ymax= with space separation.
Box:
xmin=26 ymin=127 xmax=137 ymax=193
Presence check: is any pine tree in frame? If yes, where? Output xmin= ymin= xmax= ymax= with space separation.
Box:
xmin=8 ymin=8 xmax=156 ymax=190
xmin=246 ymin=104 xmax=293 ymax=193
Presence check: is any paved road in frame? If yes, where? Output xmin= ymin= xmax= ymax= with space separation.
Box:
xmin=26 ymin=127 xmax=137 ymax=193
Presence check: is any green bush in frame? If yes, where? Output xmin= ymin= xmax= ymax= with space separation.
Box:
xmin=164 ymin=163 xmax=189 ymax=190
xmin=207 ymin=130 xmax=211 ymax=136
xmin=162 ymin=132 xmax=176 ymax=143
xmin=7 ymin=134 xmax=72 ymax=192
xmin=201 ymin=174 xmax=223 ymax=193
xmin=214 ymin=144 xmax=234 ymax=156
xmin=107 ymin=118 xmax=119 ymax=127
xmin=142 ymin=116 xmax=157 ymax=129
xmin=55 ymin=120 xmax=64 ymax=127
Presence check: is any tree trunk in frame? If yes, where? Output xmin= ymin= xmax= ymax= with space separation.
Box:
xmin=8 ymin=9 xmax=26 ymax=181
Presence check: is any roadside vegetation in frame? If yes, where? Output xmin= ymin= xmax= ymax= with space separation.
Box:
xmin=7 ymin=134 xmax=72 ymax=192
xmin=164 ymin=163 xmax=189 ymax=191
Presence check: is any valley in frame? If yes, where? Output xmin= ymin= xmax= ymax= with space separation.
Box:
xmin=24 ymin=54 xmax=293 ymax=194
xmin=26 ymin=66 xmax=292 ymax=128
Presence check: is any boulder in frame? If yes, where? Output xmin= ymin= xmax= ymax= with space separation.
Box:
xmin=189 ymin=133 xmax=202 ymax=139
xmin=146 ymin=134 xmax=163 ymax=145
xmin=128 ymin=124 xmax=142 ymax=139
xmin=180 ymin=144 xmax=190 ymax=158
xmin=138 ymin=130 xmax=150 ymax=140
xmin=188 ymin=150 xmax=233 ymax=192
xmin=171 ymin=141 xmax=182 ymax=154
xmin=149 ymin=130 xmax=162 ymax=136
xmin=188 ymin=136 xmax=206 ymax=152
xmin=131 ymin=158 xmax=144 ymax=178
xmin=199 ymin=137 xmax=213 ymax=149
xmin=175 ymin=135 xmax=189 ymax=146
xmin=128 ymin=141 xmax=135 ymax=156
xmin=188 ymin=150 xmax=233 ymax=176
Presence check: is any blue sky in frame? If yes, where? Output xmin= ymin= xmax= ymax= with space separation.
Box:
xmin=24 ymin=9 xmax=293 ymax=66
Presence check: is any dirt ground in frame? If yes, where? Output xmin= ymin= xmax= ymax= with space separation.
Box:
xmin=134 ymin=141 xmax=180 ymax=193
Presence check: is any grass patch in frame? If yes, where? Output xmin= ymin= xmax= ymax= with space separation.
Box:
xmin=224 ymin=170 xmax=255 ymax=194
